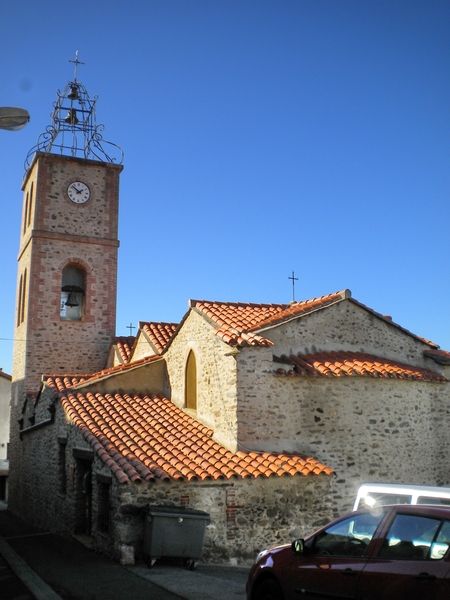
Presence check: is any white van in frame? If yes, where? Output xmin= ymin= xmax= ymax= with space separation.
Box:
xmin=353 ymin=483 xmax=450 ymax=511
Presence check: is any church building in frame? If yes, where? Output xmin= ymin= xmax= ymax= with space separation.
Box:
xmin=8 ymin=64 xmax=450 ymax=564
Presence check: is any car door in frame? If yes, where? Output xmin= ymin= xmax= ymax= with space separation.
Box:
xmin=357 ymin=512 xmax=450 ymax=600
xmin=284 ymin=512 xmax=384 ymax=599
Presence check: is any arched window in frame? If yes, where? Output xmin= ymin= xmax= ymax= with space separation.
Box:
xmin=60 ymin=265 xmax=85 ymax=321
xmin=23 ymin=192 xmax=29 ymax=235
xmin=17 ymin=274 xmax=23 ymax=327
xmin=27 ymin=182 xmax=34 ymax=227
xmin=21 ymin=269 xmax=27 ymax=324
xmin=185 ymin=350 xmax=197 ymax=410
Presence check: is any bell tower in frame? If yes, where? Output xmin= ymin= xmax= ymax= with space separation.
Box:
xmin=10 ymin=55 xmax=123 ymax=510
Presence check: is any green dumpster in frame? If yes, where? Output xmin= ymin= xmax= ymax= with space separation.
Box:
xmin=144 ymin=505 xmax=210 ymax=568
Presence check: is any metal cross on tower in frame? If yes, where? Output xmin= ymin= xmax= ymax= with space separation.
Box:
xmin=69 ymin=50 xmax=85 ymax=81
xmin=126 ymin=322 xmax=136 ymax=336
xmin=288 ymin=271 xmax=299 ymax=302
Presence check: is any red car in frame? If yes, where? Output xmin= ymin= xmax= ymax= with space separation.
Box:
xmin=246 ymin=504 xmax=450 ymax=600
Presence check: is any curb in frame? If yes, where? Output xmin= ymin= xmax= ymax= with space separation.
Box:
xmin=0 ymin=536 xmax=63 ymax=600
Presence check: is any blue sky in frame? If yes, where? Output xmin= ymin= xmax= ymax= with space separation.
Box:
xmin=1 ymin=0 xmax=449 ymax=373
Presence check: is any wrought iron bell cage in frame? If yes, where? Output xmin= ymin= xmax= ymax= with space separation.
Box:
xmin=25 ymin=62 xmax=123 ymax=171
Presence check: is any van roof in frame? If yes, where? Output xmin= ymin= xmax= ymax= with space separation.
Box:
xmin=357 ymin=483 xmax=450 ymax=496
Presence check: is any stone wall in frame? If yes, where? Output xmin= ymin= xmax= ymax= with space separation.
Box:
xmin=13 ymin=153 xmax=122 ymax=395
xmin=164 ymin=310 xmax=239 ymax=451
xmin=116 ymin=473 xmax=333 ymax=564
xmin=235 ymin=301 xmax=450 ymax=512
xmin=12 ymin=390 xmax=121 ymax=555
xmin=0 ymin=372 xmax=11 ymax=460
xmin=23 ymin=153 xmax=120 ymax=241
xmin=265 ymin=299 xmax=439 ymax=369
xmin=9 ymin=154 xmax=122 ymax=514
xmin=131 ymin=331 xmax=157 ymax=362
xmin=14 ymin=388 xmax=334 ymax=565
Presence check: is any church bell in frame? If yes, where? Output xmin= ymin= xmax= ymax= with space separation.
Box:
xmin=64 ymin=292 xmax=80 ymax=307
xmin=64 ymin=108 xmax=79 ymax=125
xmin=67 ymin=83 xmax=79 ymax=101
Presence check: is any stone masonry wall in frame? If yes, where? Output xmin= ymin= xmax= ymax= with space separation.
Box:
xmin=10 ymin=154 xmax=122 ymax=512
xmin=164 ymin=310 xmax=239 ymax=450
xmin=16 ymin=387 xmax=335 ymax=565
xmin=0 ymin=373 xmax=11 ymax=460
xmin=13 ymin=153 xmax=121 ymax=394
xmin=23 ymin=153 xmax=120 ymax=241
xmin=13 ymin=390 xmax=121 ymax=557
xmin=118 ymin=473 xmax=333 ymax=564
xmin=130 ymin=331 xmax=156 ymax=362
xmin=235 ymin=301 xmax=450 ymax=513
xmin=266 ymin=299 xmax=439 ymax=369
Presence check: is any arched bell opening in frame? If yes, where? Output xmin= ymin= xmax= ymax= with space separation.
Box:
xmin=60 ymin=264 xmax=86 ymax=321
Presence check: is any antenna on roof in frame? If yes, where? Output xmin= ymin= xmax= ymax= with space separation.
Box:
xmin=288 ymin=271 xmax=298 ymax=302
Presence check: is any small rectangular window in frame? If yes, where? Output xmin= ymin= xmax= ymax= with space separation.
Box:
xmin=58 ymin=441 xmax=67 ymax=495
xmin=97 ymin=481 xmax=111 ymax=533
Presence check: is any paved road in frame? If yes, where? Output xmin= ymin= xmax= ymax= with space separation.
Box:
xmin=0 ymin=509 xmax=248 ymax=600
xmin=0 ymin=551 xmax=35 ymax=599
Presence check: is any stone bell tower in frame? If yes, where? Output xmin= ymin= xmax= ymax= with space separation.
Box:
xmin=9 ymin=55 xmax=123 ymax=510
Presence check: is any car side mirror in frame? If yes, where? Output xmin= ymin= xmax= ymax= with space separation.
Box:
xmin=291 ymin=538 xmax=305 ymax=555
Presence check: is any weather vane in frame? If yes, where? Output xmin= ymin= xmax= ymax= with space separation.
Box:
xmin=25 ymin=52 xmax=123 ymax=171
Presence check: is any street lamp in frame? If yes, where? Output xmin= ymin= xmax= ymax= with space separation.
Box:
xmin=0 ymin=107 xmax=30 ymax=131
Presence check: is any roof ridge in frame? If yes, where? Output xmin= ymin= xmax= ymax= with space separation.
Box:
xmin=139 ymin=320 xmax=179 ymax=327
xmin=275 ymin=350 xmax=447 ymax=382
xmin=189 ymin=299 xmax=289 ymax=309
xmin=247 ymin=290 xmax=350 ymax=333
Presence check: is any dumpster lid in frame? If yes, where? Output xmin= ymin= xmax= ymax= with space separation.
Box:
xmin=147 ymin=505 xmax=210 ymax=520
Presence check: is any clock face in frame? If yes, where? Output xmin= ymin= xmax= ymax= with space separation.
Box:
xmin=67 ymin=181 xmax=90 ymax=204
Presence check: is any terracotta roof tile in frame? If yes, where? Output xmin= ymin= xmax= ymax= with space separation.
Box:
xmin=274 ymin=352 xmax=447 ymax=382
xmin=424 ymin=348 xmax=450 ymax=365
xmin=44 ymin=354 xmax=162 ymax=392
xmin=113 ymin=336 xmax=135 ymax=364
xmin=43 ymin=374 xmax=90 ymax=391
xmin=60 ymin=393 xmax=332 ymax=484
xmin=191 ymin=291 xmax=348 ymax=347
xmin=140 ymin=322 xmax=178 ymax=354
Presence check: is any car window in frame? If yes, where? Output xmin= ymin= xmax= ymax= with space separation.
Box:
xmin=379 ymin=514 xmax=442 ymax=560
xmin=416 ymin=496 xmax=450 ymax=507
xmin=359 ymin=492 xmax=412 ymax=509
xmin=312 ymin=512 xmax=383 ymax=557
xmin=430 ymin=520 xmax=450 ymax=560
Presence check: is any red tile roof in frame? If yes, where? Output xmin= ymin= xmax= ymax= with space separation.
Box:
xmin=275 ymin=352 xmax=447 ymax=382
xmin=0 ymin=369 xmax=11 ymax=381
xmin=191 ymin=290 xmax=348 ymax=347
xmin=60 ymin=392 xmax=333 ymax=484
xmin=424 ymin=349 xmax=450 ymax=365
xmin=44 ymin=374 xmax=90 ymax=391
xmin=44 ymin=354 xmax=162 ymax=392
xmin=140 ymin=322 xmax=178 ymax=354
xmin=113 ymin=336 xmax=135 ymax=364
